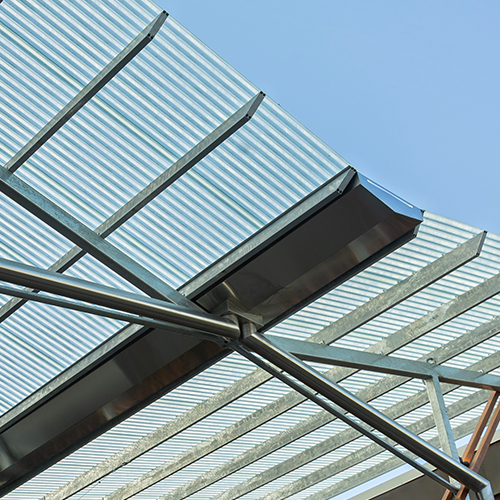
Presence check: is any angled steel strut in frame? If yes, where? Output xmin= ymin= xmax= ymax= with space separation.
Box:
xmin=232 ymin=343 xmax=459 ymax=495
xmin=0 ymin=257 xmax=239 ymax=339
xmin=239 ymin=324 xmax=495 ymax=500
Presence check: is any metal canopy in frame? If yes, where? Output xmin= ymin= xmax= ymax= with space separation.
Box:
xmin=0 ymin=158 xmax=422 ymax=494
xmin=1 ymin=1 xmax=500 ymax=500
xmin=182 ymin=168 xmax=422 ymax=330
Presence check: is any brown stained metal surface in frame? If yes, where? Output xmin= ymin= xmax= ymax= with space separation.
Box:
xmin=454 ymin=394 xmax=500 ymax=500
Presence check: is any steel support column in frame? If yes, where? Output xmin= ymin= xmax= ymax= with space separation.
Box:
xmin=425 ymin=375 xmax=460 ymax=461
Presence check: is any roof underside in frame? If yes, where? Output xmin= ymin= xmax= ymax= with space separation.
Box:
xmin=1 ymin=1 xmax=500 ymax=499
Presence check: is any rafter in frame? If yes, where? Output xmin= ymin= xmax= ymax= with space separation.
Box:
xmin=40 ymin=234 xmax=483 ymax=500
xmin=3 ymin=12 xmax=167 ymax=174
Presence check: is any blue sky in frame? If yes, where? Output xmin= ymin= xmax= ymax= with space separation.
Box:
xmin=156 ymin=0 xmax=500 ymax=235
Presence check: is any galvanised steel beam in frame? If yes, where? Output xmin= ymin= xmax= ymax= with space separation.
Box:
xmin=0 ymin=258 xmax=239 ymax=338
xmin=0 ymin=91 xmax=264 ymax=323
xmin=242 ymin=331 xmax=493 ymax=498
xmin=0 ymin=165 xmax=195 ymax=306
xmin=232 ymin=344 xmax=458 ymax=495
xmin=117 ymin=319 xmax=500 ymax=500
xmin=41 ymin=235 xmax=484 ymax=500
xmin=276 ymin=402 xmax=486 ymax=500
xmin=310 ymin=230 xmax=485 ymax=345
xmin=2 ymin=12 xmax=168 ymax=174
xmin=203 ymin=323 xmax=500 ymax=500
xmin=268 ymin=335 xmax=500 ymax=392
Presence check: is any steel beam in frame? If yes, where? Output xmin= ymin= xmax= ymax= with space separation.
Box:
xmin=98 ymin=91 xmax=264 ymax=236
xmin=260 ymin=390 xmax=490 ymax=500
xmin=242 ymin=331 xmax=493 ymax=497
xmin=310 ymin=231 xmax=485 ymax=345
xmin=41 ymin=235 xmax=484 ymax=500
xmin=2 ymin=12 xmax=167 ymax=174
xmin=268 ymin=335 xmax=500 ymax=392
xmin=0 ymin=91 xmax=264 ymax=323
xmin=0 ymin=257 xmax=239 ymax=338
xmin=0 ymin=166 xmax=195 ymax=306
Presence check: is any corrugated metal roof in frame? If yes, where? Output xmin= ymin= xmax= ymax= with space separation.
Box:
xmin=1 ymin=0 xmax=500 ymax=499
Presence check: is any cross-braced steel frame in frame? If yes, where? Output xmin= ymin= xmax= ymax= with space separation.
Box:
xmin=0 ymin=8 xmax=499 ymax=500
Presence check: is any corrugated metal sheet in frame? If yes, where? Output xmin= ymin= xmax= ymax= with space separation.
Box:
xmin=1 ymin=0 xmax=500 ymax=499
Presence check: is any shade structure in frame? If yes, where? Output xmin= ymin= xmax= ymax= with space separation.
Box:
xmin=1 ymin=1 xmax=500 ymax=500
xmin=0 ymin=160 xmax=423 ymax=495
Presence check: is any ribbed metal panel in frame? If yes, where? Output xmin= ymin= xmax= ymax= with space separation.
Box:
xmin=0 ymin=0 xmax=346 ymax=412
xmin=1 ymin=0 xmax=500 ymax=498
xmin=5 ymin=213 xmax=499 ymax=499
